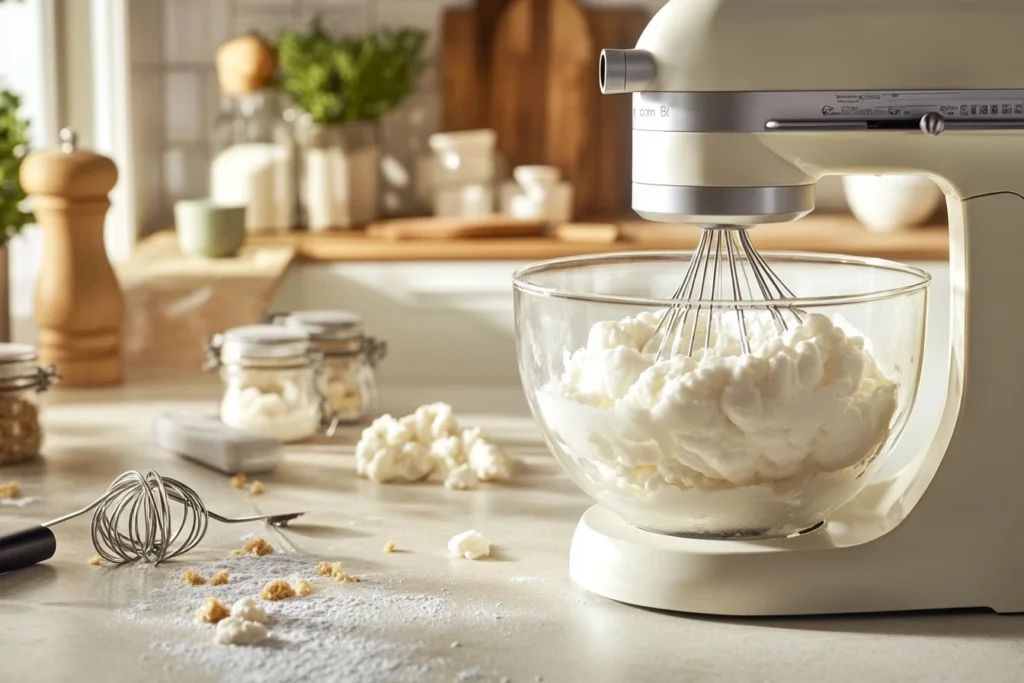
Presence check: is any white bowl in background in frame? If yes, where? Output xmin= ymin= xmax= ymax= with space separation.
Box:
xmin=842 ymin=174 xmax=943 ymax=232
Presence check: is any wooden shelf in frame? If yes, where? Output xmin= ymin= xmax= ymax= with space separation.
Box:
xmin=242 ymin=213 xmax=949 ymax=263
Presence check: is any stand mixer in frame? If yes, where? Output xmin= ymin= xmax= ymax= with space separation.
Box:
xmin=570 ymin=0 xmax=1024 ymax=616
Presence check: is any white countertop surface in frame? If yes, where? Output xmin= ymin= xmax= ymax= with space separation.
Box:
xmin=1 ymin=380 xmax=1022 ymax=683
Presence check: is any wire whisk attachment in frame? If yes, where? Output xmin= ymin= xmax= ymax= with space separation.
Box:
xmin=652 ymin=225 xmax=803 ymax=361
xmin=40 ymin=470 xmax=305 ymax=566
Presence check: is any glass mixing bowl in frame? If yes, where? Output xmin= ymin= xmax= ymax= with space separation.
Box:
xmin=513 ymin=251 xmax=930 ymax=539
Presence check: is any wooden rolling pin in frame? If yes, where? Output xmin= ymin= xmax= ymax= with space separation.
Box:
xmin=20 ymin=129 xmax=125 ymax=386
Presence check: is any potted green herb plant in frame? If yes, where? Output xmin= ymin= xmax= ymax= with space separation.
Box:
xmin=277 ymin=21 xmax=428 ymax=230
xmin=0 ymin=86 xmax=31 ymax=342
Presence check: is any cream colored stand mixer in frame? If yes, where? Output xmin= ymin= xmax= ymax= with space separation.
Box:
xmin=571 ymin=0 xmax=1024 ymax=616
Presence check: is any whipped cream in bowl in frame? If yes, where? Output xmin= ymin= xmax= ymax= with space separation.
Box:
xmin=513 ymin=251 xmax=930 ymax=539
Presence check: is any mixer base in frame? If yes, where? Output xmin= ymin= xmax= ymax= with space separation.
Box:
xmin=568 ymin=504 xmax=1024 ymax=616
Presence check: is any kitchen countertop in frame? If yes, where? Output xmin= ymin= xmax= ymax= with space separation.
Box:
xmin=2 ymin=380 xmax=1021 ymax=683
xmin=243 ymin=214 xmax=950 ymax=262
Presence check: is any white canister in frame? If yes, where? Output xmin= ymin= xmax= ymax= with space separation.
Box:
xmin=842 ymin=174 xmax=943 ymax=232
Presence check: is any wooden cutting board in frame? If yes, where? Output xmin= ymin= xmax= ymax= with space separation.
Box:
xmin=441 ymin=1 xmax=648 ymax=218
xmin=490 ymin=0 xmax=596 ymax=214
xmin=587 ymin=9 xmax=650 ymax=216
xmin=366 ymin=216 xmax=546 ymax=240
xmin=441 ymin=0 xmax=511 ymax=132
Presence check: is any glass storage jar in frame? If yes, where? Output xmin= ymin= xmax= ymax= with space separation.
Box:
xmin=295 ymin=118 xmax=379 ymax=231
xmin=210 ymin=89 xmax=298 ymax=234
xmin=0 ymin=344 xmax=59 ymax=466
xmin=268 ymin=310 xmax=386 ymax=424
xmin=205 ymin=325 xmax=325 ymax=443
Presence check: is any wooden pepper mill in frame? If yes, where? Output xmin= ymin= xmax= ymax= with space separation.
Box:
xmin=19 ymin=129 xmax=124 ymax=386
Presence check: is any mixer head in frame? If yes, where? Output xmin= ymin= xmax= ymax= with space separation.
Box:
xmin=598 ymin=0 xmax=1024 ymax=225
xmin=599 ymin=46 xmax=815 ymax=226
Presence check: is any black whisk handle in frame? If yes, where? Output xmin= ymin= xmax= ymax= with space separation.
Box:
xmin=0 ymin=525 xmax=57 ymax=574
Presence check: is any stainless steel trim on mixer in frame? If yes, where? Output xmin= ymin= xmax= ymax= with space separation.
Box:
xmin=632 ymin=183 xmax=814 ymax=225
xmin=599 ymin=49 xmax=656 ymax=94
xmin=630 ymin=90 xmax=1024 ymax=132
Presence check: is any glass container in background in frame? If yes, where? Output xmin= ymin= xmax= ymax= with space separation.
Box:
xmin=296 ymin=119 xmax=379 ymax=231
xmin=210 ymin=33 xmax=298 ymax=234
xmin=427 ymin=130 xmax=508 ymax=217
xmin=205 ymin=325 xmax=324 ymax=443
xmin=268 ymin=310 xmax=386 ymax=424
xmin=0 ymin=343 xmax=58 ymax=466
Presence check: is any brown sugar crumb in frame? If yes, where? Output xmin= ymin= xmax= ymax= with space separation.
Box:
xmin=0 ymin=480 xmax=22 ymax=499
xmin=209 ymin=570 xmax=230 ymax=586
xmin=182 ymin=568 xmax=207 ymax=586
xmin=193 ymin=596 xmax=231 ymax=624
xmin=232 ymin=537 xmax=274 ymax=557
xmin=248 ymin=480 xmax=265 ymax=495
xmin=383 ymin=540 xmax=397 ymax=553
xmin=293 ymin=578 xmax=312 ymax=596
xmin=318 ymin=561 xmax=361 ymax=583
xmin=260 ymin=579 xmax=297 ymax=601
xmin=229 ymin=474 xmax=247 ymax=489
xmin=88 ymin=555 xmax=102 ymax=566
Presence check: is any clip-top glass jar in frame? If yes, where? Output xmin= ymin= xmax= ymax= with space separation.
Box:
xmin=269 ymin=310 xmax=386 ymax=424
xmin=0 ymin=344 xmax=59 ymax=466
xmin=205 ymin=325 xmax=325 ymax=443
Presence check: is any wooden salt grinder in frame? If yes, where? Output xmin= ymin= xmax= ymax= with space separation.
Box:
xmin=20 ymin=129 xmax=125 ymax=386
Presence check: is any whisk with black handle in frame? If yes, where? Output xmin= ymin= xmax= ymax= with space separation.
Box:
xmin=651 ymin=224 xmax=803 ymax=360
xmin=0 ymin=470 xmax=304 ymax=574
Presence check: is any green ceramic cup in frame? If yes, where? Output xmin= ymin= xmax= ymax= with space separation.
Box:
xmin=174 ymin=199 xmax=246 ymax=258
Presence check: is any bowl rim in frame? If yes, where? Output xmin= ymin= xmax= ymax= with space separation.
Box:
xmin=512 ymin=250 xmax=932 ymax=308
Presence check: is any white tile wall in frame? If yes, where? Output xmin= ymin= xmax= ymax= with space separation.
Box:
xmin=129 ymin=0 xmax=671 ymax=235
xmin=163 ymin=71 xmax=205 ymax=143
xmin=163 ymin=145 xmax=211 ymax=201
xmin=163 ymin=0 xmax=229 ymax=65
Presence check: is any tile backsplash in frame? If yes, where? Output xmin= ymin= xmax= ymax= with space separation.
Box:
xmin=129 ymin=0 xmax=671 ymax=236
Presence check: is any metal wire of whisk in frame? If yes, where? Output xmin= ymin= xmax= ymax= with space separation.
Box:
xmin=652 ymin=225 xmax=802 ymax=361
xmin=41 ymin=470 xmax=305 ymax=566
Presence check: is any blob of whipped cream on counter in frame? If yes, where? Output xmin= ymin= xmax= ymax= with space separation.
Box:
xmin=538 ymin=310 xmax=897 ymax=495
xmin=355 ymin=403 xmax=515 ymax=490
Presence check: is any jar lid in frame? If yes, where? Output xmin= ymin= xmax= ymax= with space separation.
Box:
xmin=218 ymin=324 xmax=311 ymax=363
xmin=0 ymin=344 xmax=47 ymax=383
xmin=280 ymin=310 xmax=364 ymax=341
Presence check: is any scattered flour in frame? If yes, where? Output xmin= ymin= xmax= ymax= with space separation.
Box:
xmin=121 ymin=553 xmax=523 ymax=683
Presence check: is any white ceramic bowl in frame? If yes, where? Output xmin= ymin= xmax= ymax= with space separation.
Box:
xmin=842 ymin=174 xmax=943 ymax=232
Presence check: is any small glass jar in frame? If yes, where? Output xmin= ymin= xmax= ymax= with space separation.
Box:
xmin=210 ymin=90 xmax=298 ymax=234
xmin=295 ymin=118 xmax=379 ymax=231
xmin=0 ymin=344 xmax=59 ymax=466
xmin=204 ymin=325 xmax=325 ymax=443
xmin=268 ymin=310 xmax=386 ymax=425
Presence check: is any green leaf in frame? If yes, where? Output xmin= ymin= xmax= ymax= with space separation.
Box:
xmin=0 ymin=80 xmax=31 ymax=245
xmin=274 ymin=19 xmax=428 ymax=125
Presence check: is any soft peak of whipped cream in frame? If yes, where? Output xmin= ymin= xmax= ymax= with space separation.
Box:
xmin=543 ymin=310 xmax=897 ymax=489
